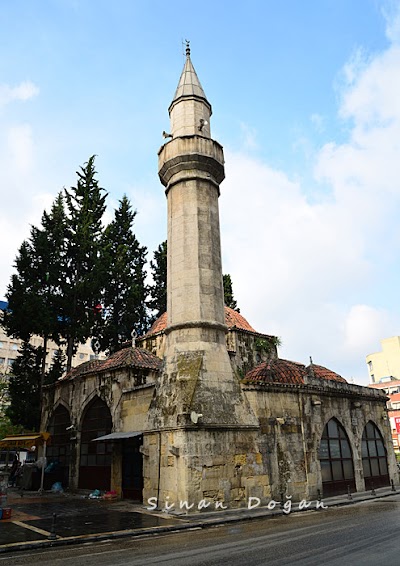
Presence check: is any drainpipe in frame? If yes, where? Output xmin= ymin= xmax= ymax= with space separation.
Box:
xmin=298 ymin=391 xmax=310 ymax=499
xmin=157 ymin=431 xmax=161 ymax=508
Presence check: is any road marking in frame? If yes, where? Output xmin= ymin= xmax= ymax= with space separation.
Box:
xmin=12 ymin=520 xmax=52 ymax=537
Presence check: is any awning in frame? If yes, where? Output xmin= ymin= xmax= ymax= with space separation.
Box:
xmin=92 ymin=431 xmax=142 ymax=442
xmin=0 ymin=432 xmax=50 ymax=449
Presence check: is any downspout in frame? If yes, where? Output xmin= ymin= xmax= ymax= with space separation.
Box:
xmin=298 ymin=390 xmax=310 ymax=499
xmin=157 ymin=431 xmax=161 ymax=508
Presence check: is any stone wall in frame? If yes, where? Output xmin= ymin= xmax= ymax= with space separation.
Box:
xmin=245 ymin=379 xmax=398 ymax=501
xmin=227 ymin=329 xmax=278 ymax=379
xmin=41 ymin=363 xmax=158 ymax=491
xmin=143 ymin=427 xmax=269 ymax=511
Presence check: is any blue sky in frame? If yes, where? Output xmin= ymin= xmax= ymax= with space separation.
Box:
xmin=1 ymin=0 xmax=400 ymax=384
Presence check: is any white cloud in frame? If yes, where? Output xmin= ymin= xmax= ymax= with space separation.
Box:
xmin=0 ymin=81 xmax=39 ymax=109
xmin=343 ymin=304 xmax=396 ymax=357
xmin=220 ymin=11 xmax=400 ymax=385
xmin=0 ymin=118 xmax=53 ymax=298
xmin=127 ymin=182 xmax=167 ymax=253
xmin=310 ymin=113 xmax=325 ymax=133
xmin=239 ymin=122 xmax=259 ymax=151
xmin=384 ymin=2 xmax=400 ymax=44
xmin=7 ymin=124 xmax=34 ymax=172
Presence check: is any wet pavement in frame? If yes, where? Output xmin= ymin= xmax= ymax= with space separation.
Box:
xmin=0 ymin=485 xmax=399 ymax=553
xmin=0 ymin=492 xmax=180 ymax=549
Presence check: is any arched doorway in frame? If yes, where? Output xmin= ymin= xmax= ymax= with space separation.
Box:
xmin=79 ymin=397 xmax=112 ymax=490
xmin=46 ymin=405 xmax=71 ymax=488
xmin=362 ymin=421 xmax=390 ymax=489
xmin=318 ymin=418 xmax=355 ymax=496
xmin=122 ymin=435 xmax=143 ymax=501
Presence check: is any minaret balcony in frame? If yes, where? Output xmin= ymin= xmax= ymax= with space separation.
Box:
xmin=158 ymin=135 xmax=225 ymax=190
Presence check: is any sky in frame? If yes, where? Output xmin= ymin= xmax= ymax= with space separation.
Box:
xmin=1 ymin=0 xmax=400 ymax=385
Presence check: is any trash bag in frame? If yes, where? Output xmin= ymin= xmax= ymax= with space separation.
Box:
xmin=89 ymin=489 xmax=102 ymax=499
xmin=103 ymin=490 xmax=118 ymax=500
xmin=51 ymin=482 xmax=64 ymax=493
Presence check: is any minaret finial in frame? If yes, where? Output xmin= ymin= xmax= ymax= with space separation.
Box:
xmin=185 ymin=39 xmax=190 ymax=57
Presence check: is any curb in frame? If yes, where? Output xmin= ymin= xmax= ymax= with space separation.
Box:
xmin=1 ymin=488 xmax=399 ymax=554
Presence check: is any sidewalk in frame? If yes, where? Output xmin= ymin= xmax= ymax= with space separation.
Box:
xmin=0 ymin=485 xmax=399 ymax=554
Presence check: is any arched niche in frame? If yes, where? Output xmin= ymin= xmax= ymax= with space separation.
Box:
xmin=46 ymin=404 xmax=72 ymax=488
xmin=78 ymin=396 xmax=112 ymax=491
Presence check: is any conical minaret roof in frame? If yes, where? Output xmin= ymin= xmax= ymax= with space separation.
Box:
xmin=169 ymin=44 xmax=211 ymax=114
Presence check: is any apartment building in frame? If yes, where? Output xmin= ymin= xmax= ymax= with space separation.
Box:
xmin=0 ymin=301 xmax=105 ymax=377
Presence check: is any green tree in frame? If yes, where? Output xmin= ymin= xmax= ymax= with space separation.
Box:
xmin=0 ymin=415 xmax=24 ymax=440
xmin=45 ymin=349 xmax=66 ymax=385
xmin=0 ymin=376 xmax=9 ymax=418
xmin=4 ymin=193 xmax=68 ymax=385
xmin=100 ymin=195 xmax=148 ymax=353
xmin=6 ymin=343 xmax=43 ymax=431
xmin=223 ymin=274 xmax=239 ymax=311
xmin=62 ymin=156 xmax=107 ymax=371
xmin=148 ymin=240 xmax=167 ymax=320
xmin=3 ymin=241 xmax=37 ymax=343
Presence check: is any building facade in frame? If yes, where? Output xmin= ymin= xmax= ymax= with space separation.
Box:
xmin=0 ymin=301 xmax=106 ymax=378
xmin=366 ymin=336 xmax=400 ymax=384
xmin=41 ymin=48 xmax=398 ymax=508
xmin=369 ymin=380 xmax=400 ymax=453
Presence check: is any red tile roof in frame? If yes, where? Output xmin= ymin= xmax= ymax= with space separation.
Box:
xmin=143 ymin=307 xmax=259 ymax=337
xmin=244 ymin=358 xmax=306 ymax=385
xmin=145 ymin=312 xmax=168 ymax=336
xmin=62 ymin=359 xmax=104 ymax=380
xmin=61 ymin=347 xmax=162 ymax=380
xmin=224 ymin=308 xmax=257 ymax=332
xmin=244 ymin=359 xmax=347 ymax=386
xmin=100 ymin=347 xmax=162 ymax=372
xmin=307 ymin=364 xmax=347 ymax=383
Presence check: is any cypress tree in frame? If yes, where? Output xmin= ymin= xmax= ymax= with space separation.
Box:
xmin=6 ymin=342 xmax=43 ymax=431
xmin=148 ymin=240 xmax=167 ymax=320
xmin=45 ymin=349 xmax=66 ymax=385
xmin=4 ymin=241 xmax=38 ymax=343
xmin=4 ymin=192 xmax=68 ymax=383
xmin=62 ymin=156 xmax=107 ymax=370
xmin=223 ymin=274 xmax=239 ymax=312
xmin=100 ymin=195 xmax=148 ymax=353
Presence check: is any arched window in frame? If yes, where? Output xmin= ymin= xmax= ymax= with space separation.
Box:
xmin=46 ymin=405 xmax=71 ymax=487
xmin=318 ymin=418 xmax=355 ymax=497
xmin=79 ymin=397 xmax=112 ymax=491
xmin=362 ymin=421 xmax=389 ymax=489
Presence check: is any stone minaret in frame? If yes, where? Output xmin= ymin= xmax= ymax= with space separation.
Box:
xmin=154 ymin=44 xmax=256 ymax=428
xmin=145 ymin=46 xmax=259 ymax=508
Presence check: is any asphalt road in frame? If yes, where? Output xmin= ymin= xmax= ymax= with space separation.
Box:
xmin=1 ymin=497 xmax=399 ymax=565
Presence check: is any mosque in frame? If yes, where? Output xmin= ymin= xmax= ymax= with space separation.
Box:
xmin=41 ymin=46 xmax=398 ymax=508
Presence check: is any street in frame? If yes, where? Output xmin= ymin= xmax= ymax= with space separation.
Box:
xmin=1 ymin=496 xmax=399 ymax=565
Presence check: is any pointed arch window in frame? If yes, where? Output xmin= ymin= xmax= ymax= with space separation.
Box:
xmin=47 ymin=405 xmax=71 ymax=468
xmin=362 ymin=421 xmax=389 ymax=489
xmin=318 ymin=418 xmax=355 ymax=496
